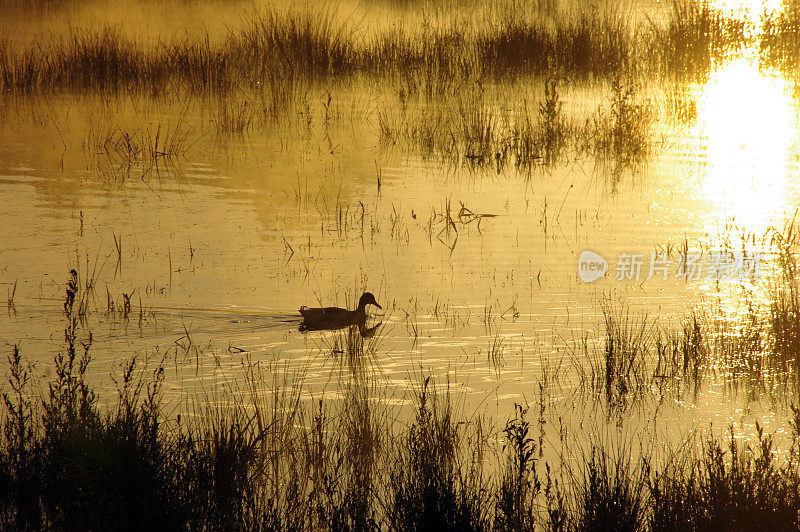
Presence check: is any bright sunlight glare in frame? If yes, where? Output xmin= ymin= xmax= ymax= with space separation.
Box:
xmin=696 ymin=57 xmax=796 ymax=234
xmin=709 ymin=0 xmax=784 ymax=19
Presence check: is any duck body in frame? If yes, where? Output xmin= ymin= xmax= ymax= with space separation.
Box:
xmin=299 ymin=292 xmax=381 ymax=330
xmin=299 ymin=306 xmax=359 ymax=324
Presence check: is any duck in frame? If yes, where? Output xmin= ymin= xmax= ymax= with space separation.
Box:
xmin=299 ymin=292 xmax=382 ymax=330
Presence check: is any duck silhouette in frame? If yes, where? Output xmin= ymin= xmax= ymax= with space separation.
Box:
xmin=299 ymin=292 xmax=382 ymax=332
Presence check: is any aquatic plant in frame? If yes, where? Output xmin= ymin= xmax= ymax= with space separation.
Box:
xmin=586 ymin=77 xmax=653 ymax=180
xmin=0 ymin=1 xmax=757 ymax=96
xmin=595 ymin=299 xmax=652 ymax=409
xmin=651 ymin=0 xmax=749 ymax=81
xmin=388 ymin=377 xmax=489 ymax=531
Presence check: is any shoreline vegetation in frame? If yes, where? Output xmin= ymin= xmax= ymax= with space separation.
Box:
xmin=2 ymin=264 xmax=800 ymax=530
xmin=0 ymin=1 xmax=795 ymax=97
xmin=2 ymin=0 xmax=797 ymax=176
xmin=3 ymin=0 xmax=797 ymax=176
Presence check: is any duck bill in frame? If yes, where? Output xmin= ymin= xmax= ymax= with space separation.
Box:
xmin=375 ymin=303 xmax=382 ymax=310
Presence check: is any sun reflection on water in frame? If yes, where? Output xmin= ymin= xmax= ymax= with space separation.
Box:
xmin=709 ymin=0 xmax=784 ymax=19
xmin=696 ymin=56 xmax=796 ymax=235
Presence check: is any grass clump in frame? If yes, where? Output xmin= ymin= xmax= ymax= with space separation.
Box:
xmin=651 ymin=426 xmax=800 ymax=530
xmin=653 ymin=0 xmax=749 ymax=81
xmin=86 ymin=119 xmax=196 ymax=182
xmin=655 ymin=313 xmax=707 ymax=384
xmin=769 ymin=280 xmax=800 ymax=373
xmin=234 ymin=7 xmax=357 ymax=79
xmin=578 ymin=445 xmax=649 ymax=532
xmin=495 ymin=404 xmax=540 ymax=531
xmin=379 ymin=79 xmax=573 ymax=171
xmin=512 ymin=79 xmax=569 ymax=168
xmin=389 ymin=377 xmax=489 ymax=531
xmin=767 ymin=223 xmax=800 ymax=373
xmin=0 ymin=1 xmax=759 ymax=96
xmin=0 ymin=269 xmax=186 ymax=530
xmin=473 ymin=7 xmax=633 ymax=80
xmin=764 ymin=221 xmax=800 ymax=383
xmin=593 ymin=300 xmax=652 ymax=408
xmin=586 ymin=78 xmax=653 ymax=180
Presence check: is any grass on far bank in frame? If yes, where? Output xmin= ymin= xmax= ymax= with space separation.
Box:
xmin=0 ymin=0 xmax=773 ymax=97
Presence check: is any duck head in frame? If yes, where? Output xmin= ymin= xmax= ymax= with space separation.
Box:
xmin=358 ymin=292 xmax=382 ymax=311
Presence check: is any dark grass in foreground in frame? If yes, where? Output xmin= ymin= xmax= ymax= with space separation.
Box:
xmin=3 ymin=350 xmax=800 ymax=531
xmin=2 ymin=272 xmax=800 ymax=530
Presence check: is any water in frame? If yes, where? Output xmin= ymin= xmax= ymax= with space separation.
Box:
xmin=2 ymin=0 xmax=800 ymax=452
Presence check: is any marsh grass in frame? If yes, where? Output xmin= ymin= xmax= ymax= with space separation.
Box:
xmin=766 ymin=256 xmax=800 ymax=389
xmin=759 ymin=220 xmax=800 ymax=388
xmin=584 ymin=77 xmax=654 ymax=180
xmin=509 ymin=79 xmax=570 ymax=169
xmin=651 ymin=0 xmax=750 ymax=81
xmin=379 ymin=75 xmax=654 ymax=174
xmin=235 ymin=7 xmax=357 ymax=79
xmin=583 ymin=266 xmax=800 ymax=405
xmin=86 ymin=118 xmax=197 ymax=182
xmin=655 ymin=314 xmax=707 ymax=384
xmin=576 ymin=443 xmax=650 ymax=532
xmin=488 ymin=335 xmax=505 ymax=373
xmin=213 ymin=95 xmax=254 ymax=136
xmin=6 ymin=273 xmax=800 ymax=529
xmin=650 ymin=426 xmax=800 ymax=530
xmin=0 ymin=1 xmax=761 ymax=96
xmin=388 ymin=376 xmax=490 ymax=531
xmin=769 ymin=280 xmax=800 ymax=373
xmin=495 ymin=403 xmax=539 ymax=531
xmin=0 ymin=1 xmax=752 ymax=179
xmin=708 ymin=307 xmax=766 ymax=388
xmin=592 ymin=300 xmax=653 ymax=409
xmin=536 ymin=79 xmax=567 ymax=166
xmin=762 ymin=3 xmax=800 ymax=73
